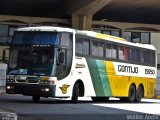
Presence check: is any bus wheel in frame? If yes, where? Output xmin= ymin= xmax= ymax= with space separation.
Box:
xmin=128 ymin=85 xmax=136 ymax=103
xmin=32 ymin=96 xmax=40 ymax=103
xmin=135 ymin=85 xmax=144 ymax=102
xmin=91 ymin=97 xmax=109 ymax=102
xmin=71 ymin=82 xmax=79 ymax=104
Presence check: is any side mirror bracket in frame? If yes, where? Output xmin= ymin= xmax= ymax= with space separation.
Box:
xmin=57 ymin=48 xmax=65 ymax=65
xmin=2 ymin=48 xmax=10 ymax=63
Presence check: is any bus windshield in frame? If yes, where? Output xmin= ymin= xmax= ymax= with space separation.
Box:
xmin=8 ymin=46 xmax=56 ymax=76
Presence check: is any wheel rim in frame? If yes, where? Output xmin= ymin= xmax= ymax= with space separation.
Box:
xmin=137 ymin=86 xmax=143 ymax=100
xmin=129 ymin=86 xmax=135 ymax=102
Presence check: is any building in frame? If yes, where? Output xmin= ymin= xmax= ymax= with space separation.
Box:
xmin=0 ymin=0 xmax=160 ymax=65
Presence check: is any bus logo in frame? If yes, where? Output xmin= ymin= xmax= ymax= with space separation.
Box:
xmin=60 ymin=84 xmax=70 ymax=94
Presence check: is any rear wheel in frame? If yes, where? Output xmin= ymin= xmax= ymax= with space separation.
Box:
xmin=135 ymin=85 xmax=144 ymax=102
xmin=91 ymin=97 xmax=109 ymax=102
xmin=32 ymin=96 xmax=40 ymax=103
xmin=128 ymin=85 xmax=136 ymax=103
xmin=71 ymin=82 xmax=79 ymax=103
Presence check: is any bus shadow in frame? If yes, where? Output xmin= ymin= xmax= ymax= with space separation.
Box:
xmin=10 ymin=98 xmax=155 ymax=104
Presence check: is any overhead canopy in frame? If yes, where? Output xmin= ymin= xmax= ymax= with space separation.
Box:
xmin=0 ymin=0 xmax=160 ymax=24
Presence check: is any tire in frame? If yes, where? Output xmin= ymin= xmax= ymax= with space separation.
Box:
xmin=91 ymin=97 xmax=109 ymax=102
xmin=135 ymin=85 xmax=144 ymax=102
xmin=32 ymin=96 xmax=40 ymax=103
xmin=128 ymin=85 xmax=136 ymax=103
xmin=71 ymin=82 xmax=79 ymax=103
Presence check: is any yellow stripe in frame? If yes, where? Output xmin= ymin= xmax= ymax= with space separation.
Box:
xmin=96 ymin=33 xmax=125 ymax=41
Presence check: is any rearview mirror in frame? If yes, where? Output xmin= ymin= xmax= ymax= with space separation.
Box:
xmin=57 ymin=48 xmax=65 ymax=65
xmin=59 ymin=52 xmax=64 ymax=64
xmin=2 ymin=48 xmax=10 ymax=63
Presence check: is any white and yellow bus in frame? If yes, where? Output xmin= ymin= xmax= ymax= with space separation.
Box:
xmin=4 ymin=26 xmax=157 ymax=103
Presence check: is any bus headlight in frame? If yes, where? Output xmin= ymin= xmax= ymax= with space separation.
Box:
xmin=44 ymin=88 xmax=50 ymax=92
xmin=6 ymin=75 xmax=15 ymax=83
xmin=6 ymin=85 xmax=14 ymax=90
xmin=6 ymin=86 xmax=11 ymax=89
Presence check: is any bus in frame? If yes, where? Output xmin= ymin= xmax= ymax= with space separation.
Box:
xmin=4 ymin=26 xmax=157 ymax=103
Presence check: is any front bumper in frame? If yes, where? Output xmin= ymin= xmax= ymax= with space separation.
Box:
xmin=6 ymin=83 xmax=56 ymax=97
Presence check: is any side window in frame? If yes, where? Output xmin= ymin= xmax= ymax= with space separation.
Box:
xmin=130 ymin=48 xmax=136 ymax=61
xmin=112 ymin=44 xmax=118 ymax=59
xmin=146 ymin=51 xmax=151 ymax=64
xmin=118 ymin=46 xmax=129 ymax=61
xmin=119 ymin=46 xmax=125 ymax=60
xmin=75 ymin=36 xmax=90 ymax=55
xmin=92 ymin=41 xmax=98 ymax=56
xmin=106 ymin=43 xmax=112 ymax=58
xmin=99 ymin=42 xmax=104 ymax=57
xmin=124 ymin=47 xmax=129 ymax=61
xmin=60 ymin=33 xmax=72 ymax=47
xmin=151 ymin=51 xmax=155 ymax=66
xmin=83 ymin=39 xmax=90 ymax=55
xmin=141 ymin=50 xmax=146 ymax=63
xmin=76 ymin=39 xmax=83 ymax=54
xmin=136 ymin=49 xmax=141 ymax=62
xmin=57 ymin=33 xmax=73 ymax=80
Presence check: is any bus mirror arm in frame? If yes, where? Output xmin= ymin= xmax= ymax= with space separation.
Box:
xmin=2 ymin=48 xmax=9 ymax=63
xmin=57 ymin=49 xmax=65 ymax=65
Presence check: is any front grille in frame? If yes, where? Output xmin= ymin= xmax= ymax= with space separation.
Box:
xmin=16 ymin=79 xmax=25 ymax=83
xmin=16 ymin=79 xmax=39 ymax=83
xmin=27 ymin=80 xmax=39 ymax=83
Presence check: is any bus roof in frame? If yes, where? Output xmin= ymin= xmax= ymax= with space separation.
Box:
xmin=16 ymin=26 xmax=74 ymax=33
xmin=16 ymin=26 xmax=156 ymax=51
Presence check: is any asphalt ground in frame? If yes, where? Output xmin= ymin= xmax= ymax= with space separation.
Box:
xmin=0 ymin=94 xmax=160 ymax=120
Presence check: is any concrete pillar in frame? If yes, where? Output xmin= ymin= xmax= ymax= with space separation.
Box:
xmin=71 ymin=0 xmax=112 ymax=30
xmin=72 ymin=15 xmax=92 ymax=30
xmin=121 ymin=29 xmax=124 ymax=38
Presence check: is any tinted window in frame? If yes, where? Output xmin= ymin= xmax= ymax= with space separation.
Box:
xmin=92 ymin=41 xmax=98 ymax=56
xmin=99 ymin=42 xmax=104 ymax=57
xmin=76 ymin=39 xmax=82 ymax=54
xmin=112 ymin=45 xmax=118 ymax=59
xmin=124 ymin=47 xmax=129 ymax=61
xmin=83 ymin=40 xmax=90 ymax=55
xmin=130 ymin=48 xmax=136 ymax=61
xmin=136 ymin=49 xmax=141 ymax=62
xmin=141 ymin=50 xmax=146 ymax=63
xmin=119 ymin=46 xmax=125 ymax=60
xmin=151 ymin=51 xmax=155 ymax=65
xmin=106 ymin=44 xmax=112 ymax=58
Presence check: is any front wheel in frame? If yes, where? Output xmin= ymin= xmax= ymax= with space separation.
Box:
xmin=71 ymin=82 xmax=79 ymax=103
xmin=32 ymin=96 xmax=40 ymax=103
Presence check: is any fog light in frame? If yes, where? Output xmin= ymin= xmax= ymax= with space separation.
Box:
xmin=45 ymin=88 xmax=50 ymax=92
xmin=6 ymin=86 xmax=11 ymax=89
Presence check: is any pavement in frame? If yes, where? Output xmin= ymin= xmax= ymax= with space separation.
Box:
xmin=0 ymin=88 xmax=7 ymax=113
xmin=0 ymin=86 xmax=5 ymax=94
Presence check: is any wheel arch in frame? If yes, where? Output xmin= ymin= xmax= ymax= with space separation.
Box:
xmin=73 ymin=79 xmax=85 ymax=97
